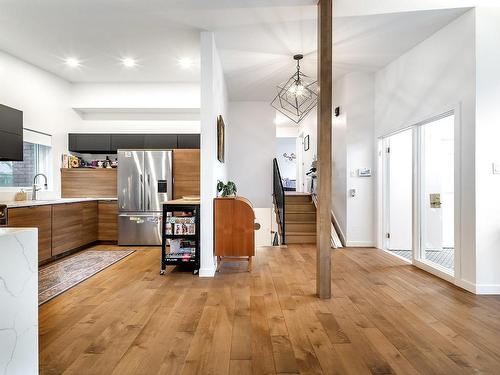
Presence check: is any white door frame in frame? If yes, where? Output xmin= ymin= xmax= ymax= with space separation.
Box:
xmin=378 ymin=105 xmax=462 ymax=286
xmin=296 ymin=132 xmax=305 ymax=192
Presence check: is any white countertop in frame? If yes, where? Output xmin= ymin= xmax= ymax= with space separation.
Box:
xmin=0 ymin=227 xmax=38 ymax=374
xmin=0 ymin=227 xmax=38 ymax=237
xmin=0 ymin=197 xmax=117 ymax=208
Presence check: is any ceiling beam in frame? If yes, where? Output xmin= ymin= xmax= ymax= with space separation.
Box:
xmin=316 ymin=0 xmax=332 ymax=299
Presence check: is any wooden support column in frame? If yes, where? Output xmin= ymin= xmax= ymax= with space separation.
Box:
xmin=316 ymin=0 xmax=332 ymax=299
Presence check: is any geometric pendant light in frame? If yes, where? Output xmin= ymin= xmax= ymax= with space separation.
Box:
xmin=271 ymin=54 xmax=318 ymax=124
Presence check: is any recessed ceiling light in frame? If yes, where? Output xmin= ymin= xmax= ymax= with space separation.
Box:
xmin=65 ymin=57 xmax=80 ymax=68
xmin=122 ymin=57 xmax=137 ymax=68
xmin=178 ymin=57 xmax=194 ymax=69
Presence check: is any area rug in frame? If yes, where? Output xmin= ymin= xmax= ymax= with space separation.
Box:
xmin=38 ymin=250 xmax=134 ymax=305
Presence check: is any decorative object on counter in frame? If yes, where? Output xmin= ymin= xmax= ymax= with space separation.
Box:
xmin=214 ymin=196 xmax=256 ymax=272
xmin=38 ymin=250 xmax=134 ymax=305
xmin=62 ymin=153 xmax=118 ymax=169
xmin=62 ymin=153 xmax=70 ymax=168
xmin=216 ymin=180 xmax=237 ymax=197
xmin=14 ymin=189 xmax=28 ymax=201
xmin=70 ymin=155 xmax=80 ymax=168
xmin=217 ymin=115 xmax=225 ymax=163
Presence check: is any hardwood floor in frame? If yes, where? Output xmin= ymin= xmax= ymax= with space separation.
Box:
xmin=39 ymin=244 xmax=500 ymax=374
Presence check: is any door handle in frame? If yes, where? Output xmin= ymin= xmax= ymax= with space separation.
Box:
xmin=140 ymin=174 xmax=144 ymax=210
xmin=147 ymin=174 xmax=151 ymax=210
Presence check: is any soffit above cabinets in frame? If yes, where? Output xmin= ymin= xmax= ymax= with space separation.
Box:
xmin=72 ymin=108 xmax=200 ymax=121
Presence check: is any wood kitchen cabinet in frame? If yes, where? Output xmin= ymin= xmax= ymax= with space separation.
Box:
xmin=82 ymin=201 xmax=98 ymax=245
xmin=7 ymin=205 xmax=52 ymax=263
xmin=173 ymin=149 xmax=200 ymax=199
xmin=52 ymin=202 xmax=85 ymax=256
xmin=98 ymin=201 xmax=118 ymax=241
xmin=61 ymin=168 xmax=117 ymax=198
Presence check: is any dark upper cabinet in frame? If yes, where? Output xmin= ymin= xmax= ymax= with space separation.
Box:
xmin=68 ymin=133 xmax=200 ymax=153
xmin=69 ymin=133 xmax=111 ymax=153
xmin=110 ymin=134 xmax=145 ymax=152
xmin=0 ymin=132 xmax=23 ymax=161
xmin=144 ymin=134 xmax=178 ymax=149
xmin=177 ymin=134 xmax=200 ymax=149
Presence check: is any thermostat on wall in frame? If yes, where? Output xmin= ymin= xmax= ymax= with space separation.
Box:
xmin=358 ymin=168 xmax=372 ymax=177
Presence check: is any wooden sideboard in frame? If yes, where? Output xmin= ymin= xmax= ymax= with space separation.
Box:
xmin=214 ymin=197 xmax=255 ymax=272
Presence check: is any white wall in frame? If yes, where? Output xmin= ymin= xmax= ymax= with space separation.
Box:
xmin=227 ymin=101 xmax=275 ymax=208
xmin=334 ymin=0 xmax=494 ymax=17
xmin=69 ymin=83 xmax=200 ymax=134
xmin=331 ymin=72 xmax=375 ymax=246
xmin=297 ymin=110 xmax=318 ymax=193
xmin=71 ymin=83 xmax=200 ymax=109
xmin=199 ymin=32 xmax=228 ymax=277
xmin=474 ymin=7 xmax=500 ymax=293
xmin=332 ymin=79 xmax=347 ymax=239
xmin=0 ymin=50 xmax=81 ymax=196
xmin=275 ymin=137 xmax=297 ymax=181
xmin=374 ymin=10 xmax=476 ymax=289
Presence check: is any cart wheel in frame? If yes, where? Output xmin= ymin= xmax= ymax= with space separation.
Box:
xmin=160 ymin=269 xmax=166 ymax=275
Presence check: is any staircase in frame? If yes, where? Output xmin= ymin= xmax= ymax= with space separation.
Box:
xmin=282 ymin=193 xmax=316 ymax=244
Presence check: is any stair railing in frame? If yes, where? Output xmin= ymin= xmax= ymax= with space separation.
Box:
xmin=273 ymin=158 xmax=286 ymax=244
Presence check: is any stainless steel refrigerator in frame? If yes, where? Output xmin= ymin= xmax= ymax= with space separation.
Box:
xmin=117 ymin=150 xmax=172 ymax=245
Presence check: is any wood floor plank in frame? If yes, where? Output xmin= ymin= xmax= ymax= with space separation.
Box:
xmin=39 ymin=245 xmax=500 ymax=375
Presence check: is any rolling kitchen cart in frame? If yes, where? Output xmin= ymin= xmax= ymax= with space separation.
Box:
xmin=160 ymin=198 xmax=200 ymax=275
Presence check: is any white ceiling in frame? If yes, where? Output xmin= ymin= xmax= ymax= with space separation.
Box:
xmin=0 ymin=1 xmax=469 ymax=100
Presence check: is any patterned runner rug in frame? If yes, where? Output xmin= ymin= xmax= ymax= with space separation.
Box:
xmin=39 ymin=250 xmax=134 ymax=305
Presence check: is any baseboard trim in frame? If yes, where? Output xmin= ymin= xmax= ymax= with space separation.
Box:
xmin=198 ymin=267 xmax=216 ymax=277
xmin=454 ymin=278 xmax=476 ymax=294
xmin=346 ymin=241 xmax=375 ymax=248
xmin=475 ymin=283 xmax=500 ymax=295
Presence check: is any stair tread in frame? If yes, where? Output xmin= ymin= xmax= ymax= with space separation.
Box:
xmin=287 ymin=231 xmax=316 ymax=236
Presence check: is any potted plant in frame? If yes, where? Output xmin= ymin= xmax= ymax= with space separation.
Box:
xmin=217 ymin=180 xmax=237 ymax=197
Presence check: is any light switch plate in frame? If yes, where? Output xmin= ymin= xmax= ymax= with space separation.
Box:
xmin=493 ymin=163 xmax=500 ymax=175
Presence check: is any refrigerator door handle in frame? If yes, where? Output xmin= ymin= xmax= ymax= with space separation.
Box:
xmin=140 ymin=173 xmax=144 ymax=210
xmin=147 ymin=174 xmax=151 ymax=210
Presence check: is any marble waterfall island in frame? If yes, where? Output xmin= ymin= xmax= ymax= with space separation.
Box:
xmin=0 ymin=228 xmax=38 ymax=375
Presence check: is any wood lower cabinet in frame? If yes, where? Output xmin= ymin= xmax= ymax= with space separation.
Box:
xmin=52 ymin=203 xmax=85 ymax=256
xmin=8 ymin=200 xmax=114 ymax=262
xmin=7 ymin=205 xmax=52 ymax=263
xmin=98 ymin=201 xmax=118 ymax=241
xmin=82 ymin=201 xmax=98 ymax=245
